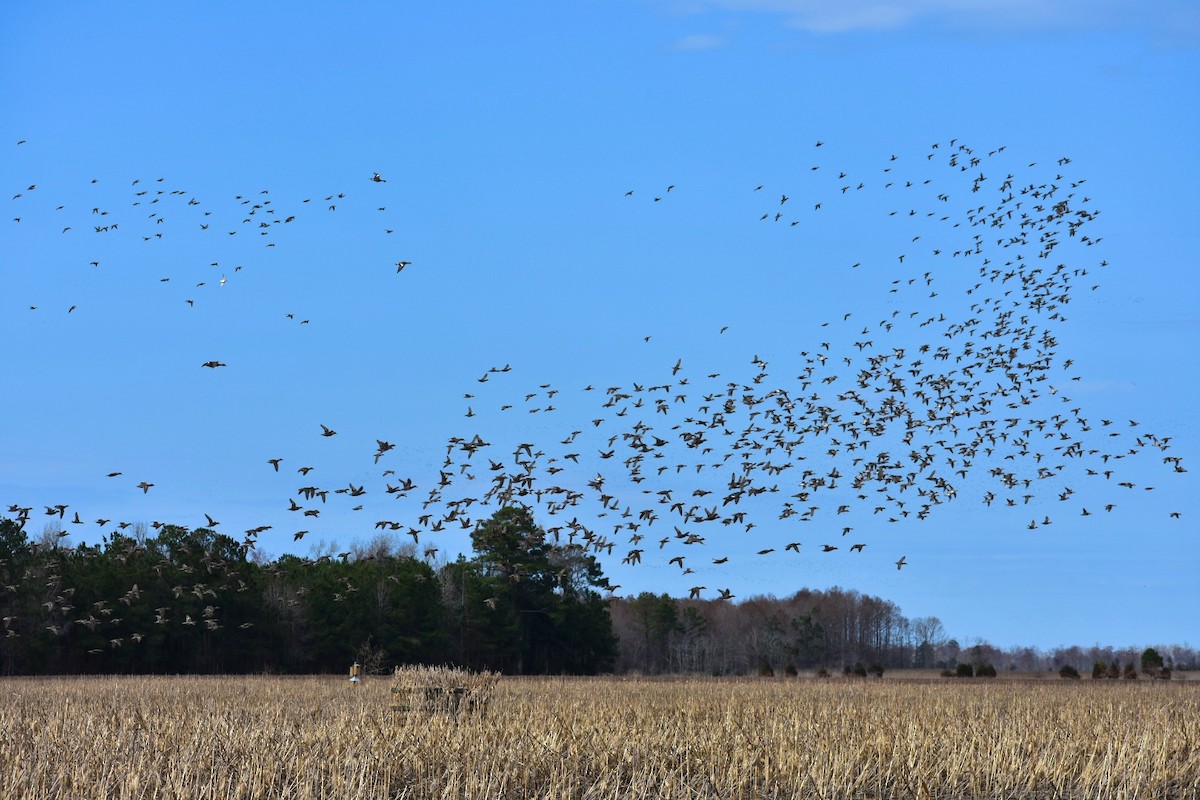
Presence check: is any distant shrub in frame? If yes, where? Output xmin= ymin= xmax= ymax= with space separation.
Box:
xmin=1106 ymin=661 xmax=1121 ymax=680
xmin=1158 ymin=668 xmax=1172 ymax=681
xmin=1092 ymin=662 xmax=1106 ymax=680
xmin=956 ymin=663 xmax=974 ymax=678
xmin=784 ymin=664 xmax=798 ymax=677
xmin=975 ymin=663 xmax=997 ymax=678
xmin=758 ymin=663 xmax=775 ymax=678
xmin=940 ymin=669 xmax=955 ymax=678
xmin=868 ymin=664 xmax=884 ymax=678
xmin=816 ymin=668 xmax=830 ymax=678
xmin=1059 ymin=665 xmax=1081 ymax=680
xmin=1123 ymin=663 xmax=1138 ymax=680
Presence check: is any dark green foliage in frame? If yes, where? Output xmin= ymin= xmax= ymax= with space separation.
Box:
xmin=974 ymin=663 xmax=996 ymax=678
xmin=269 ymin=550 xmax=445 ymax=674
xmin=913 ymin=640 xmax=936 ymax=669
xmin=1140 ymin=648 xmax=1164 ymax=674
xmin=1092 ymin=661 xmax=1106 ymax=679
xmin=450 ymin=506 xmax=617 ymax=674
xmin=790 ymin=611 xmax=826 ymax=668
xmin=0 ymin=508 xmax=616 ymax=676
xmin=0 ymin=517 xmax=28 ymax=561
xmin=1059 ymin=664 xmax=1081 ymax=679
xmin=627 ymin=592 xmax=680 ymax=674
xmin=956 ymin=663 xmax=974 ymax=678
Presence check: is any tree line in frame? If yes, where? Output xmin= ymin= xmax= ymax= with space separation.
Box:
xmin=1 ymin=511 xmax=1193 ymax=677
xmin=0 ymin=508 xmax=615 ymax=676
xmin=607 ymin=591 xmax=1197 ymax=676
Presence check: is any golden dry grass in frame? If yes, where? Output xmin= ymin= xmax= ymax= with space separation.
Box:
xmin=0 ymin=674 xmax=1196 ymax=799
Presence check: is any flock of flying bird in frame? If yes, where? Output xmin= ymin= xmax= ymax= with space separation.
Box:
xmin=3 ymin=137 xmax=1188 ymax=647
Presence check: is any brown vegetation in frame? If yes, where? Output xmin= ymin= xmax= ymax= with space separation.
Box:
xmin=1 ymin=675 xmax=1196 ymax=798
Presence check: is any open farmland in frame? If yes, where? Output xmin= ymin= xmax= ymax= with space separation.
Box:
xmin=1 ymin=675 xmax=1196 ymax=799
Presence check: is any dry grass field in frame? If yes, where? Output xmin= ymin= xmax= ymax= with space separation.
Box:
xmin=1 ymin=673 xmax=1196 ymax=799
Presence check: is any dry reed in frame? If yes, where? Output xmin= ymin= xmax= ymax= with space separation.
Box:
xmin=0 ymin=674 xmax=1195 ymax=799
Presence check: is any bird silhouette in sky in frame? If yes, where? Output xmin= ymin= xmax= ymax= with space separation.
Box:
xmin=2 ymin=136 xmax=1189 ymax=641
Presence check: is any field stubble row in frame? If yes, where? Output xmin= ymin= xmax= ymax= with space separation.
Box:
xmin=0 ymin=674 xmax=1195 ymax=799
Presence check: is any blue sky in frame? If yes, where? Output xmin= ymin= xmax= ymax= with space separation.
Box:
xmin=1 ymin=2 xmax=1196 ymax=651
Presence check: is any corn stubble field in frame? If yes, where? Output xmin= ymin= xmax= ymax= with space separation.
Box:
xmin=1 ymin=674 xmax=1196 ymax=799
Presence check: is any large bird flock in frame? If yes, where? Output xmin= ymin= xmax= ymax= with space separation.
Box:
xmin=3 ymin=137 xmax=1186 ymax=634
